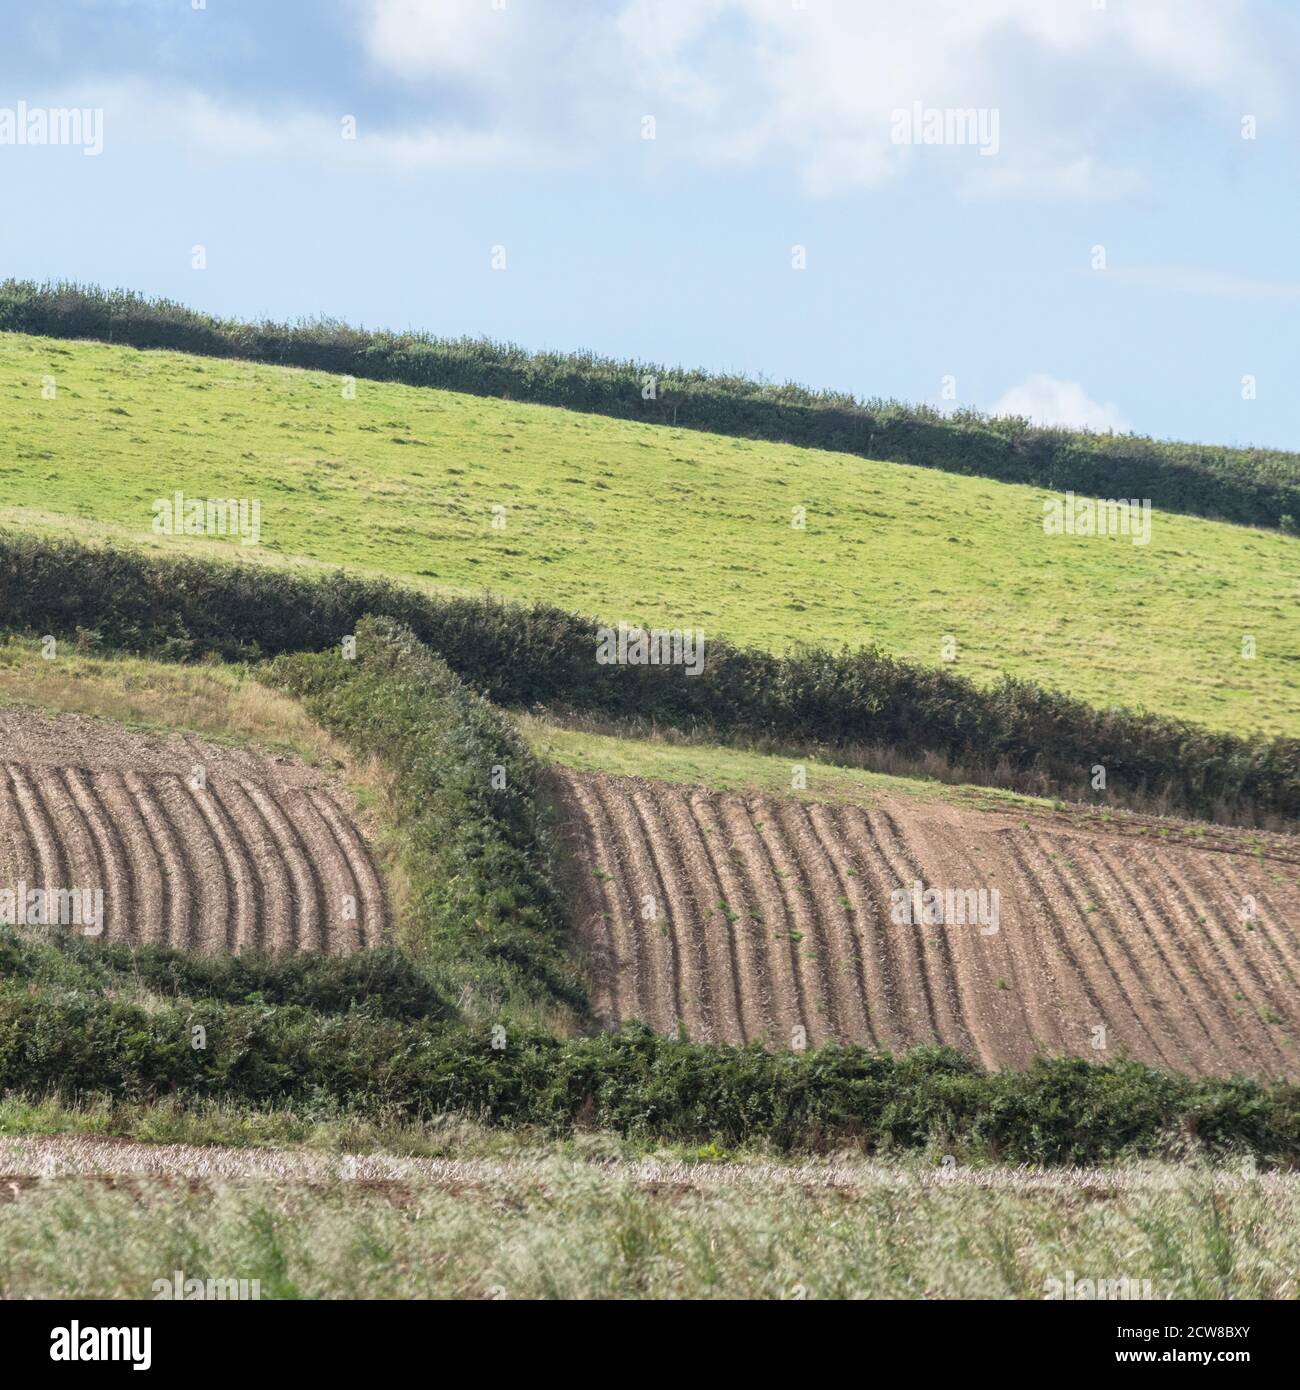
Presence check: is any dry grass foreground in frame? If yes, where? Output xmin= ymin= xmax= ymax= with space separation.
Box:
xmin=0 ymin=705 xmax=387 ymax=952
xmin=1 ymin=1136 xmax=1297 ymax=1299
xmin=557 ymin=769 xmax=1300 ymax=1078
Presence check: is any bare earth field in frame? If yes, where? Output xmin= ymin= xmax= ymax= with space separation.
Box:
xmin=556 ymin=769 xmax=1300 ymax=1078
xmin=0 ymin=707 xmax=387 ymax=952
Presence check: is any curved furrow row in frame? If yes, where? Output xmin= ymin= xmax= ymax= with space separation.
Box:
xmin=0 ymin=757 xmax=385 ymax=956
xmin=717 ymin=797 xmax=804 ymax=1049
xmin=289 ymin=791 xmax=362 ymax=954
xmin=1207 ymin=856 xmax=1300 ymax=997
xmin=0 ymin=765 xmax=39 ymax=884
xmin=659 ymin=788 xmax=749 ymax=1044
xmin=941 ymin=829 xmax=1061 ymax=1067
xmin=243 ymin=778 xmax=325 ymax=950
xmin=997 ymin=829 xmax=1109 ymax=1057
xmin=127 ymin=774 xmax=198 ymax=950
xmin=586 ymin=783 xmax=664 ymax=1034
xmin=629 ymin=785 xmax=716 ymax=1041
xmin=1095 ymin=834 xmax=1273 ymax=1073
xmin=1078 ymin=842 xmax=1229 ymax=1070
xmin=1026 ymin=832 xmax=1179 ymax=1072
xmin=552 ymin=774 xmax=627 ymax=1028
xmin=749 ymin=796 xmax=832 ymax=1048
xmin=218 ymin=779 xmax=295 ymax=953
xmin=776 ymin=800 xmax=870 ymax=1044
xmin=874 ymin=808 xmax=978 ymax=1057
xmin=6 ymin=765 xmax=67 ymax=892
xmin=592 ymin=778 xmax=677 ymax=1034
xmin=94 ymin=772 xmax=167 ymax=947
xmin=684 ymin=792 xmax=771 ymax=1044
xmin=240 ymin=779 xmax=328 ymax=953
xmin=60 ymin=769 xmax=129 ymax=940
xmin=1140 ymin=845 xmax=1290 ymax=1073
xmin=824 ymin=804 xmax=910 ymax=1048
xmin=830 ymin=805 xmax=924 ymax=1048
xmin=799 ymin=803 xmax=876 ymax=1046
xmin=190 ymin=779 xmax=262 ymax=953
xmin=647 ymin=789 xmax=734 ymax=1039
xmin=307 ymin=789 xmax=387 ymax=950
xmin=852 ymin=809 xmax=943 ymax=1048
xmin=885 ymin=808 xmax=1026 ymax=1069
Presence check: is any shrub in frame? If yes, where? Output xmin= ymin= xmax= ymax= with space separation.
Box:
xmin=266 ymin=616 xmax=586 ymax=1024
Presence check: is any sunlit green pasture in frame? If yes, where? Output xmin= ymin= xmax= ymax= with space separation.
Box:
xmin=3 ymin=331 xmax=1295 ymax=735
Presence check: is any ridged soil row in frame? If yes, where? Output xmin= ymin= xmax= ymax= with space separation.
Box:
xmin=806 ymin=804 xmax=882 ymax=1047
xmin=239 ymin=779 xmax=328 ymax=952
xmin=694 ymin=795 xmax=777 ymax=1044
xmin=717 ymin=796 xmax=804 ymax=1048
xmin=1138 ymin=847 xmax=1293 ymax=1077
xmin=308 ymin=789 xmax=388 ymax=949
xmin=840 ymin=806 xmax=941 ymax=1048
xmin=0 ymin=761 xmax=386 ymax=955
xmin=658 ymin=787 xmax=751 ymax=1044
xmin=62 ymin=769 xmax=132 ymax=940
xmin=1089 ymin=839 xmax=1273 ymax=1077
xmin=1019 ymin=831 xmax=1179 ymax=1071
xmin=995 ymin=827 xmax=1110 ymax=1059
xmin=1059 ymin=836 xmax=1218 ymax=1071
xmin=629 ymin=785 xmax=719 ymax=1040
xmin=595 ymin=778 xmax=680 ymax=1034
xmin=886 ymin=808 xmax=1036 ymax=1070
xmin=555 ymin=773 xmax=642 ymax=1029
xmin=783 ymin=801 xmax=872 ymax=1045
xmin=1172 ymin=850 xmax=1299 ymax=1052
xmin=93 ymin=772 xmax=168 ymax=947
xmin=144 ymin=774 xmax=206 ymax=950
xmin=550 ymin=770 xmax=1299 ymax=1078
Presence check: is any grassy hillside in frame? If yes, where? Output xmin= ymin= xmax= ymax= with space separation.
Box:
xmin=2 ymin=331 xmax=1296 ymax=736
xmin=6 ymin=279 xmax=1298 ymax=531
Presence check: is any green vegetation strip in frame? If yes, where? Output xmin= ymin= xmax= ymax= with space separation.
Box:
xmin=2 ymin=531 xmax=1294 ymax=824
xmin=2 ymin=926 xmax=1298 ymax=1165
xmin=265 ymin=616 xmax=584 ymax=1025
xmin=4 ymin=278 xmax=1297 ymax=531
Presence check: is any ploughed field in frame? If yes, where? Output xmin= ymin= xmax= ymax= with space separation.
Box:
xmin=557 ymin=770 xmax=1300 ymax=1079
xmin=0 ymin=707 xmax=387 ymax=952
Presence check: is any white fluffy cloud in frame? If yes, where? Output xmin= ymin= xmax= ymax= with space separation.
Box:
xmin=990 ymin=374 xmax=1129 ymax=433
xmin=349 ymin=0 xmax=1294 ymax=192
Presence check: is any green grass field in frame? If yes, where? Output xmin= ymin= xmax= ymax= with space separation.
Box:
xmin=2 ymin=331 xmax=1296 ymax=735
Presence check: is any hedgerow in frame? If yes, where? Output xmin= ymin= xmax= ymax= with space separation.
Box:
xmin=0 ymin=949 xmax=1296 ymax=1164
xmin=2 ymin=278 xmax=1297 ymax=530
xmin=2 ymin=531 xmax=1294 ymax=824
xmin=265 ymin=616 xmax=586 ymax=1024
xmin=0 ymin=928 xmax=444 ymax=1022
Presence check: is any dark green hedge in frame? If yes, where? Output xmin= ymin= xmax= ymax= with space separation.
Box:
xmin=2 ymin=531 xmax=1294 ymax=824
xmin=0 ymin=928 xmax=444 ymax=1022
xmin=265 ymin=616 xmax=585 ymax=1022
xmin=0 ymin=957 xmax=1295 ymax=1163
xmin=3 ymin=278 xmax=1298 ymax=531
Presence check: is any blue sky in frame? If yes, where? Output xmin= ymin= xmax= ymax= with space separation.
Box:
xmin=2 ymin=0 xmax=1299 ymax=448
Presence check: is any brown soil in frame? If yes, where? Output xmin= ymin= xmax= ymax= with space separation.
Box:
xmin=554 ymin=769 xmax=1300 ymax=1079
xmin=0 ymin=707 xmax=387 ymax=952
